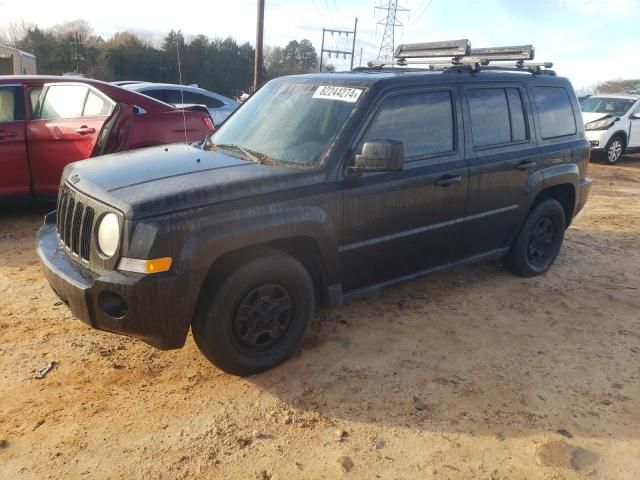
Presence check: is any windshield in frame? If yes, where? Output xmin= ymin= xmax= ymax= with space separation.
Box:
xmin=205 ymin=82 xmax=363 ymax=166
xmin=581 ymin=97 xmax=636 ymax=117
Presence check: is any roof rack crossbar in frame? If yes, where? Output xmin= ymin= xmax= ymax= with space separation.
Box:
xmin=427 ymin=62 xmax=555 ymax=75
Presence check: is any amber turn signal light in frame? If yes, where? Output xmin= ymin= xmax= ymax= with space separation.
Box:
xmin=117 ymin=257 xmax=173 ymax=274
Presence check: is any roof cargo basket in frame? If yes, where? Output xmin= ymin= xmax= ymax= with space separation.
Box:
xmin=370 ymin=39 xmax=554 ymax=75
xmin=394 ymin=40 xmax=471 ymax=59
xmin=470 ymin=45 xmax=535 ymax=61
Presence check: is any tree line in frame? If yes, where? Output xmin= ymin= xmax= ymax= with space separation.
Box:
xmin=1 ymin=20 xmax=324 ymax=97
xmin=591 ymin=79 xmax=640 ymax=96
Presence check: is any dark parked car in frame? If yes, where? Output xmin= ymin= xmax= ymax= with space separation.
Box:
xmin=37 ymin=41 xmax=591 ymax=375
xmin=123 ymin=82 xmax=240 ymax=124
xmin=0 ymin=76 xmax=214 ymax=201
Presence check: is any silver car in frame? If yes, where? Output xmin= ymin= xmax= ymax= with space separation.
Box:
xmin=123 ymin=83 xmax=239 ymax=125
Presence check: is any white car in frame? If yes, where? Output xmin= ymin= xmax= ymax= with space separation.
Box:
xmin=581 ymin=94 xmax=640 ymax=164
xmin=123 ymin=83 xmax=239 ymax=126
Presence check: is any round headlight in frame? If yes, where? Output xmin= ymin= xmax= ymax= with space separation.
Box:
xmin=97 ymin=213 xmax=120 ymax=257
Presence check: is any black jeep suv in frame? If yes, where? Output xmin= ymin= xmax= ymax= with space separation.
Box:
xmin=37 ymin=41 xmax=592 ymax=375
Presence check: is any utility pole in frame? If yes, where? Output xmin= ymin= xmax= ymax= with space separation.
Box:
xmin=253 ymin=0 xmax=265 ymax=92
xmin=375 ymin=0 xmax=409 ymax=61
xmin=350 ymin=17 xmax=358 ymax=70
xmin=74 ymin=32 xmax=83 ymax=74
xmin=319 ymin=18 xmax=358 ymax=72
xmin=319 ymin=29 xmax=325 ymax=72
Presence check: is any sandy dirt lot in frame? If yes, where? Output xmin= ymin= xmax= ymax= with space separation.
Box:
xmin=1 ymin=157 xmax=639 ymax=480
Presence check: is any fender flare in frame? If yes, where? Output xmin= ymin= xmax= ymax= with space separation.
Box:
xmin=179 ymin=205 xmax=341 ymax=287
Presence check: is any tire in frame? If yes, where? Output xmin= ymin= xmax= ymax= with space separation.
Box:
xmin=192 ymin=252 xmax=315 ymax=376
xmin=502 ymin=199 xmax=566 ymax=277
xmin=604 ymin=135 xmax=625 ymax=165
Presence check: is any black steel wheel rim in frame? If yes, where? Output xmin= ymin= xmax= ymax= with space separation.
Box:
xmin=528 ymin=217 xmax=555 ymax=266
xmin=231 ymin=283 xmax=293 ymax=353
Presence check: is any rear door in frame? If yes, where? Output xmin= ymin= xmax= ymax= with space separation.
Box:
xmin=27 ymin=83 xmax=115 ymax=196
xmin=341 ymin=86 xmax=469 ymax=292
xmin=0 ymin=84 xmax=30 ymax=198
xmin=460 ymin=83 xmax=539 ymax=257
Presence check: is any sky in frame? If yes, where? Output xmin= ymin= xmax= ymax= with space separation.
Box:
xmin=1 ymin=0 xmax=639 ymax=90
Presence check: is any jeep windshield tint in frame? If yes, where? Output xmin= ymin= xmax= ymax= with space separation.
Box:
xmin=205 ymin=82 xmax=363 ymax=166
xmin=580 ymin=97 xmax=636 ymax=117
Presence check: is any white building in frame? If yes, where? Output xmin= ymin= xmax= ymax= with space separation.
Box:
xmin=0 ymin=45 xmax=37 ymax=75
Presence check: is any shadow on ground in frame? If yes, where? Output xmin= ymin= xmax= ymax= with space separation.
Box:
xmin=248 ymin=224 xmax=640 ymax=441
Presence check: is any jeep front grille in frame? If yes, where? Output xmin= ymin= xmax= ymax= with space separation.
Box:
xmin=57 ymin=185 xmax=95 ymax=262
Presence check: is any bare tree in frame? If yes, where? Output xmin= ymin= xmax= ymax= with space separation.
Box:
xmin=0 ymin=21 xmax=34 ymax=48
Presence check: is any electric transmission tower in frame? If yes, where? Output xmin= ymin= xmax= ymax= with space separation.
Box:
xmin=375 ymin=0 xmax=409 ymax=61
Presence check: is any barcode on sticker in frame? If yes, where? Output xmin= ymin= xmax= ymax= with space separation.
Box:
xmin=313 ymin=86 xmax=363 ymax=103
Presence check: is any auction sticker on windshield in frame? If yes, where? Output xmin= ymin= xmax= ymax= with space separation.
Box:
xmin=313 ymin=86 xmax=363 ymax=103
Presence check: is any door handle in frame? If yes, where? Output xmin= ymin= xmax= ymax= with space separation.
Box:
xmin=515 ymin=160 xmax=536 ymax=171
xmin=0 ymin=130 xmax=17 ymax=139
xmin=75 ymin=126 xmax=96 ymax=135
xmin=435 ymin=175 xmax=463 ymax=187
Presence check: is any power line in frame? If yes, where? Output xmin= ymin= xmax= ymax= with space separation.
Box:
xmin=375 ymin=0 xmax=409 ymax=61
xmin=410 ymin=0 xmax=434 ymax=27
xmin=319 ymin=17 xmax=358 ymax=71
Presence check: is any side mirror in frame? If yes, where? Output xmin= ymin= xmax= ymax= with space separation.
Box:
xmin=631 ymin=113 xmax=640 ymax=120
xmin=350 ymin=140 xmax=404 ymax=174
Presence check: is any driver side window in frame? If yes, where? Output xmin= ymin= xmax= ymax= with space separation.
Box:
xmin=361 ymin=90 xmax=455 ymax=161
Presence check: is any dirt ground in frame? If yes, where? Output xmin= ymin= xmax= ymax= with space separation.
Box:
xmin=1 ymin=157 xmax=639 ymax=480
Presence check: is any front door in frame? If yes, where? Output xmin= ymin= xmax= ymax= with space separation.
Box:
xmin=0 ymin=84 xmax=30 ymax=199
xmin=27 ymin=83 xmax=114 ymax=197
xmin=629 ymin=103 xmax=640 ymax=148
xmin=460 ymin=84 xmax=540 ymax=257
xmin=341 ymin=87 xmax=469 ymax=292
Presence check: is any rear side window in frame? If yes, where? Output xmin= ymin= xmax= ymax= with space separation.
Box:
xmin=362 ymin=90 xmax=455 ymax=159
xmin=533 ymin=87 xmax=577 ymax=139
xmin=507 ymin=89 xmax=527 ymax=142
xmin=140 ymin=89 xmax=169 ymax=103
xmin=467 ymin=87 xmax=528 ymax=148
xmin=165 ymin=90 xmax=186 ymax=105
xmin=182 ymin=91 xmax=225 ymax=109
xmin=0 ymin=86 xmax=24 ymax=122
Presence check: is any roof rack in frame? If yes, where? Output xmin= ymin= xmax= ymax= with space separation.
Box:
xmin=367 ymin=39 xmax=554 ymax=75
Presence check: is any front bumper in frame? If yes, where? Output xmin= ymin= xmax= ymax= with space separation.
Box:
xmin=585 ymin=130 xmax=610 ymax=150
xmin=36 ymin=215 xmax=192 ymax=350
xmin=576 ymin=177 xmax=592 ymax=216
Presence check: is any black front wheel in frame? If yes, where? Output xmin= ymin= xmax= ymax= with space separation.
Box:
xmin=502 ymin=199 xmax=567 ymax=277
xmin=193 ymin=252 xmax=315 ymax=376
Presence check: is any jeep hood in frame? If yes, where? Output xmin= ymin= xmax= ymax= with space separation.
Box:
xmin=63 ymin=144 xmax=325 ymax=219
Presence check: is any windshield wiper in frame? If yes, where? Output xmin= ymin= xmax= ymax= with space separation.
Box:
xmin=208 ymin=143 xmax=277 ymax=166
xmin=207 ymin=143 xmax=258 ymax=162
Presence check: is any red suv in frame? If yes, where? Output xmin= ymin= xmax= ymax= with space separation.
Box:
xmin=0 ymin=76 xmax=214 ymax=201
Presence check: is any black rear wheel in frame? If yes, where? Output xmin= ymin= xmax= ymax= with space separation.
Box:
xmin=193 ymin=252 xmax=315 ymax=376
xmin=502 ymin=199 xmax=566 ymax=277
